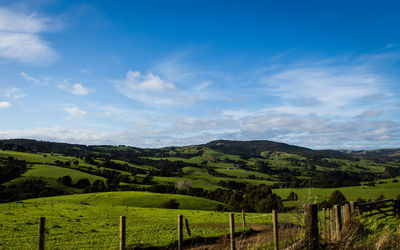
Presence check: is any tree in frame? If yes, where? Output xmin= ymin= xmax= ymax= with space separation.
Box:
xmin=87 ymin=180 xmax=106 ymax=192
xmin=57 ymin=176 xmax=72 ymax=186
xmin=287 ymin=191 xmax=298 ymax=201
xmin=160 ymin=199 xmax=180 ymax=209
xmin=76 ymin=179 xmax=90 ymax=189
xmin=328 ymin=190 xmax=347 ymax=206
xmin=106 ymin=177 xmax=119 ymax=189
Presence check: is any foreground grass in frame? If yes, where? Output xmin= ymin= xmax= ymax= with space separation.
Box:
xmin=0 ymin=193 xmax=297 ymax=249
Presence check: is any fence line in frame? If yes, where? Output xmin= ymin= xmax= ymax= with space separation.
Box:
xmin=6 ymin=200 xmax=398 ymax=249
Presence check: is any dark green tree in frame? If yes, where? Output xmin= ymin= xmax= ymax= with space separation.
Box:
xmin=328 ymin=190 xmax=347 ymax=206
xmin=287 ymin=191 xmax=298 ymax=201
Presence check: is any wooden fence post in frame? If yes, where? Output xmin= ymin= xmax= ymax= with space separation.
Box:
xmin=334 ymin=205 xmax=342 ymax=240
xmin=330 ymin=208 xmax=335 ymax=241
xmin=242 ymin=210 xmax=246 ymax=230
xmin=229 ymin=213 xmax=235 ymax=250
xmin=184 ymin=218 xmax=191 ymax=237
xmin=349 ymin=202 xmax=355 ymax=218
xmin=322 ymin=208 xmax=326 ymax=240
xmin=326 ymin=208 xmax=331 ymax=242
xmin=273 ymin=209 xmax=279 ymax=250
xmin=120 ymin=216 xmax=126 ymax=250
xmin=178 ymin=215 xmax=183 ymax=250
xmin=304 ymin=203 xmax=319 ymax=250
xmin=343 ymin=203 xmax=350 ymax=227
xmin=38 ymin=217 xmax=45 ymax=250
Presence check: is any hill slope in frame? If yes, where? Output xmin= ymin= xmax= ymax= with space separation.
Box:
xmin=203 ymin=139 xmax=348 ymax=159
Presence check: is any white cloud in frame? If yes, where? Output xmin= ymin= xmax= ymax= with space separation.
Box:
xmin=20 ymin=72 xmax=42 ymax=85
xmin=3 ymin=87 xmax=26 ymax=99
xmin=116 ymin=70 xmax=193 ymax=105
xmin=57 ymin=82 xmax=93 ymax=96
xmin=65 ymin=107 xmax=87 ymax=118
xmin=125 ymin=71 xmax=175 ymax=92
xmin=0 ymin=8 xmax=57 ymax=63
xmin=0 ymin=9 xmax=49 ymax=33
xmin=262 ymin=66 xmax=381 ymax=111
xmin=0 ymin=101 xmax=11 ymax=108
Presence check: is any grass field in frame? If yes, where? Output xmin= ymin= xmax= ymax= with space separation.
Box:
xmin=18 ymin=191 xmax=227 ymax=211
xmin=274 ymin=178 xmax=400 ymax=206
xmin=0 ymin=192 xmax=297 ymax=249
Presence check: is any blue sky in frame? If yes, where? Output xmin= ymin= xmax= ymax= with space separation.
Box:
xmin=0 ymin=0 xmax=399 ymax=149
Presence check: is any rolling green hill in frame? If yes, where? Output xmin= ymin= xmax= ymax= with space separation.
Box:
xmin=1 ymin=138 xmax=400 ymax=211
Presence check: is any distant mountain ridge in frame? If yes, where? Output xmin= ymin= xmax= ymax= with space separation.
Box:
xmin=0 ymin=138 xmax=399 ymax=160
xmin=203 ymin=139 xmax=349 ymax=159
xmin=344 ymin=148 xmax=400 ymax=160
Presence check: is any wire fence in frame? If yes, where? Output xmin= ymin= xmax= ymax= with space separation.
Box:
xmin=0 ymin=205 xmax=307 ymax=249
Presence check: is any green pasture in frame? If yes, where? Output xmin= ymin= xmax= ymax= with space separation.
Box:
xmin=16 ymin=191 xmax=226 ymax=211
xmin=275 ymin=178 xmax=400 ymax=206
xmin=152 ymin=174 xmax=276 ymax=190
xmin=0 ymin=192 xmax=297 ymax=249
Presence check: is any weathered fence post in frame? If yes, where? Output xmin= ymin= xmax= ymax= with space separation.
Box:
xmin=273 ymin=209 xmax=279 ymax=250
xmin=229 ymin=213 xmax=235 ymax=250
xmin=184 ymin=218 xmax=191 ymax=236
xmin=322 ymin=208 xmax=326 ymax=239
xmin=326 ymin=208 xmax=331 ymax=241
xmin=242 ymin=210 xmax=246 ymax=230
xmin=304 ymin=203 xmax=319 ymax=250
xmin=349 ymin=202 xmax=355 ymax=218
xmin=330 ymin=208 xmax=335 ymax=241
xmin=341 ymin=206 xmax=344 ymax=226
xmin=120 ymin=216 xmax=126 ymax=250
xmin=38 ymin=217 xmax=45 ymax=250
xmin=343 ymin=203 xmax=350 ymax=227
xmin=334 ymin=205 xmax=342 ymax=240
xmin=178 ymin=215 xmax=183 ymax=250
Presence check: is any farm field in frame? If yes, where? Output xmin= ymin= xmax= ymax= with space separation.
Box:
xmin=15 ymin=191 xmax=228 ymax=211
xmin=0 ymin=192 xmax=296 ymax=249
xmin=275 ymin=178 xmax=400 ymax=206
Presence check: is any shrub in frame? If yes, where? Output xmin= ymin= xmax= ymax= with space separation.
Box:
xmin=214 ymin=204 xmax=227 ymax=211
xmin=356 ymin=197 xmax=367 ymax=203
xmin=328 ymin=190 xmax=347 ymax=206
xmin=76 ymin=179 xmax=90 ymax=188
xmin=160 ymin=199 xmax=180 ymax=209
xmin=57 ymin=176 xmax=72 ymax=186
xmin=286 ymin=191 xmax=298 ymax=201
xmin=375 ymin=193 xmax=385 ymax=201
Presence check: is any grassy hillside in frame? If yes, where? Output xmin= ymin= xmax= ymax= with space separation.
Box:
xmin=275 ymin=178 xmax=400 ymax=206
xmin=19 ymin=191 xmax=227 ymax=211
xmin=0 ymin=193 xmax=294 ymax=249
xmin=1 ymin=139 xmax=400 ymax=213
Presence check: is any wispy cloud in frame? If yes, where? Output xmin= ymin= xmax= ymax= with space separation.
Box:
xmin=3 ymin=87 xmax=26 ymax=99
xmin=354 ymin=109 xmax=383 ymax=120
xmin=57 ymin=81 xmax=93 ymax=95
xmin=20 ymin=72 xmax=44 ymax=85
xmin=65 ymin=107 xmax=87 ymax=118
xmin=0 ymin=8 xmax=58 ymax=63
xmin=0 ymin=101 xmax=11 ymax=108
